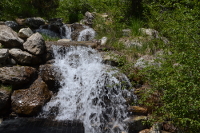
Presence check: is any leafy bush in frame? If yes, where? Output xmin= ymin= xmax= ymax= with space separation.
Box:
xmin=0 ymin=0 xmax=59 ymax=20
xmin=140 ymin=0 xmax=200 ymax=132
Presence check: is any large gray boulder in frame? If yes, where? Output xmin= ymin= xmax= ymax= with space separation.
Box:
xmin=0 ymin=66 xmax=36 ymax=85
xmin=11 ymin=77 xmax=52 ymax=116
xmin=0 ymin=86 xmax=12 ymax=115
xmin=0 ymin=25 xmax=24 ymax=48
xmin=9 ymin=48 xmax=33 ymax=65
xmin=9 ymin=48 xmax=42 ymax=65
xmin=0 ymin=49 xmax=9 ymax=64
xmin=18 ymin=27 xmax=33 ymax=38
xmin=23 ymin=33 xmax=45 ymax=55
xmin=25 ymin=17 xmax=45 ymax=28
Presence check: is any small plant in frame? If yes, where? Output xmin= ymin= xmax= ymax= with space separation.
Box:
xmin=0 ymin=84 xmax=12 ymax=91
xmin=41 ymin=33 xmax=60 ymax=41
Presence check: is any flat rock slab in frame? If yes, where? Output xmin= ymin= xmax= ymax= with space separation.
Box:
xmin=0 ymin=118 xmax=84 ymax=133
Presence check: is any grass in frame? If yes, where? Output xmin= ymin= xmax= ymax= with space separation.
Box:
xmin=0 ymin=84 xmax=12 ymax=91
xmin=41 ymin=33 xmax=60 ymax=41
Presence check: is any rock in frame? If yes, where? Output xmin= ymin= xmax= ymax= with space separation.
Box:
xmin=0 ymin=25 xmax=24 ymax=48
xmin=25 ymin=17 xmax=45 ymax=29
xmin=128 ymin=106 xmax=148 ymax=115
xmin=9 ymin=48 xmax=33 ymax=65
xmin=11 ymin=77 xmax=52 ymax=116
xmin=139 ymin=129 xmax=150 ymax=133
xmin=0 ymin=21 xmax=5 ymax=25
xmin=139 ymin=28 xmax=159 ymax=39
xmin=0 ymin=49 xmax=9 ymax=64
xmin=149 ymin=123 xmax=162 ymax=133
xmin=15 ymin=18 xmax=26 ymax=26
xmin=100 ymin=37 xmax=108 ymax=45
xmin=57 ymin=39 xmax=71 ymax=43
xmin=0 ymin=66 xmax=36 ymax=86
xmin=23 ymin=33 xmax=45 ymax=55
xmin=0 ymin=85 xmax=12 ymax=115
xmin=5 ymin=21 xmax=20 ymax=31
xmin=134 ymin=55 xmax=156 ymax=69
xmin=100 ymin=52 xmax=121 ymax=66
xmin=48 ymin=18 xmax=63 ymax=34
xmin=39 ymin=64 xmax=61 ymax=92
xmin=82 ymin=11 xmax=95 ymax=26
xmin=124 ymin=116 xmax=148 ymax=133
xmin=122 ymin=29 xmax=132 ymax=37
xmin=18 ymin=28 xmax=33 ymax=38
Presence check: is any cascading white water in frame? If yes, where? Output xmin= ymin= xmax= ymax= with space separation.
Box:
xmin=60 ymin=25 xmax=72 ymax=39
xmin=41 ymin=46 xmax=132 ymax=133
xmin=77 ymin=26 xmax=96 ymax=41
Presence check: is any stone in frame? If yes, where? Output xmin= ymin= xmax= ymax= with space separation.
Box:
xmin=9 ymin=48 xmax=33 ymax=65
xmin=15 ymin=18 xmax=26 ymax=26
xmin=25 ymin=17 xmax=45 ymax=28
xmin=57 ymin=39 xmax=71 ymax=43
xmin=100 ymin=52 xmax=120 ymax=66
xmin=100 ymin=37 xmax=108 ymax=45
xmin=48 ymin=18 xmax=63 ymax=34
xmin=139 ymin=129 xmax=150 ymax=133
xmin=11 ymin=77 xmax=52 ymax=116
xmin=0 ymin=86 xmax=12 ymax=115
xmin=128 ymin=106 xmax=148 ymax=115
xmin=0 ymin=25 xmax=24 ymax=48
xmin=5 ymin=21 xmax=20 ymax=31
xmin=124 ymin=116 xmax=148 ymax=133
xmin=18 ymin=28 xmax=33 ymax=38
xmin=134 ymin=55 xmax=155 ymax=69
xmin=39 ymin=64 xmax=61 ymax=92
xmin=23 ymin=33 xmax=45 ymax=55
xmin=0 ymin=66 xmax=36 ymax=86
xmin=139 ymin=28 xmax=159 ymax=39
xmin=0 ymin=49 xmax=9 ymax=64
xmin=122 ymin=29 xmax=132 ymax=37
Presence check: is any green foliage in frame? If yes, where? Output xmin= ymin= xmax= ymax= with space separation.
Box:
xmin=140 ymin=0 xmax=200 ymax=132
xmin=41 ymin=33 xmax=60 ymax=41
xmin=0 ymin=84 xmax=12 ymax=91
xmin=0 ymin=0 xmax=59 ymax=20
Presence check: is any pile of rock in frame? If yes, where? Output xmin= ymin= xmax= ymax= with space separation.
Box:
xmin=0 ymin=24 xmax=54 ymax=117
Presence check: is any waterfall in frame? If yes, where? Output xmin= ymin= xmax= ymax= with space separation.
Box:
xmin=77 ymin=26 xmax=96 ymax=41
xmin=41 ymin=46 xmax=132 ymax=133
xmin=60 ymin=25 xmax=72 ymax=39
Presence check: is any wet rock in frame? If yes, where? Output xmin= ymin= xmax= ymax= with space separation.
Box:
xmin=0 ymin=25 xmax=24 ymax=48
xmin=48 ymin=18 xmax=63 ymax=34
xmin=23 ymin=33 xmax=45 ymax=55
xmin=11 ymin=77 xmax=52 ymax=116
xmin=0 ymin=66 xmax=36 ymax=85
xmin=5 ymin=21 xmax=20 ymax=31
xmin=18 ymin=28 xmax=33 ymax=38
xmin=39 ymin=64 xmax=61 ymax=92
xmin=124 ymin=116 xmax=148 ymax=133
xmin=128 ymin=106 xmax=148 ymax=115
xmin=0 ymin=86 xmax=12 ymax=115
xmin=25 ymin=17 xmax=45 ymax=29
xmin=0 ymin=49 xmax=9 ymax=65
